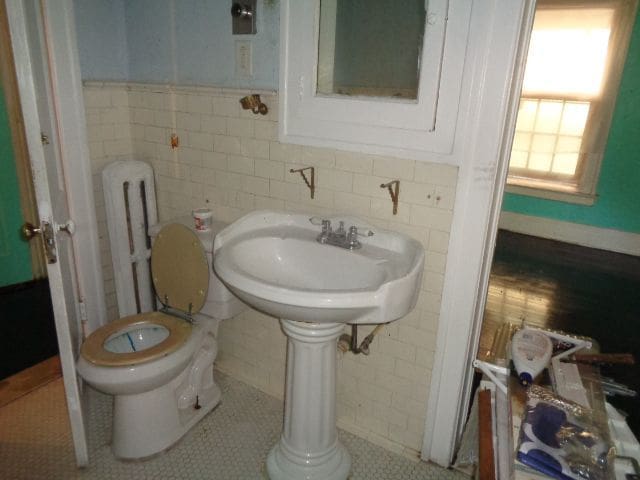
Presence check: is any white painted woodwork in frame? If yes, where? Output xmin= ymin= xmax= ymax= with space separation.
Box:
xmin=499 ymin=211 xmax=640 ymax=257
xmin=422 ymin=0 xmax=536 ymax=466
xmin=279 ymin=0 xmax=472 ymax=159
xmin=38 ymin=0 xmax=107 ymax=335
xmin=5 ymin=0 xmax=93 ymax=466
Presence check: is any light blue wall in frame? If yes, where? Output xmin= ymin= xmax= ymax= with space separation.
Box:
xmin=124 ymin=0 xmax=174 ymax=83
xmin=74 ymin=0 xmax=129 ymax=81
xmin=75 ymin=0 xmax=280 ymax=89
xmin=172 ymin=0 xmax=279 ymax=88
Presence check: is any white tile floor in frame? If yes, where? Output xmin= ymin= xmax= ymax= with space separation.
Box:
xmin=0 ymin=371 xmax=467 ymax=480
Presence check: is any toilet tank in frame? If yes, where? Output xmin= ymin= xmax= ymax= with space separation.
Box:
xmin=148 ymin=216 xmax=245 ymax=320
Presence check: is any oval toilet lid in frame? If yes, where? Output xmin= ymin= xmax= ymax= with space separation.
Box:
xmin=81 ymin=311 xmax=191 ymax=367
xmin=151 ymin=223 xmax=209 ymax=314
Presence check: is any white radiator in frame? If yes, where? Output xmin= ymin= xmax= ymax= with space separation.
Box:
xmin=102 ymin=160 xmax=158 ymax=317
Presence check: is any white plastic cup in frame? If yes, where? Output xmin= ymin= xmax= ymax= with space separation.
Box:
xmin=193 ymin=208 xmax=213 ymax=232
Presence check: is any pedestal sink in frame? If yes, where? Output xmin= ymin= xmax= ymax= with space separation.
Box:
xmin=213 ymin=211 xmax=425 ymax=480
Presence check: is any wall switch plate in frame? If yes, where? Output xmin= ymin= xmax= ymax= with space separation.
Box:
xmin=235 ymin=40 xmax=252 ymax=77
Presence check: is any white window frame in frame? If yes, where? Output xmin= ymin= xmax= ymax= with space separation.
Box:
xmin=505 ymin=0 xmax=638 ymax=205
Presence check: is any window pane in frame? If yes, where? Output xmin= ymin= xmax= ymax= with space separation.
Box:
xmin=531 ymin=133 xmax=556 ymax=153
xmin=560 ymin=102 xmax=590 ymax=136
xmin=509 ymin=99 xmax=590 ymax=181
xmin=553 ymin=153 xmax=579 ymax=175
xmin=535 ymin=101 xmax=563 ymax=133
xmin=522 ymin=8 xmax=614 ymax=96
xmin=513 ymin=132 xmax=532 ymax=151
xmin=510 ymin=151 xmax=528 ymax=169
xmin=516 ymin=100 xmax=539 ymax=131
xmin=529 ymin=153 xmax=553 ymax=172
xmin=556 ymin=135 xmax=582 ymax=153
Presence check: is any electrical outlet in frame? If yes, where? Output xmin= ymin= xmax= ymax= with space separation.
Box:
xmin=235 ymin=40 xmax=252 ymax=78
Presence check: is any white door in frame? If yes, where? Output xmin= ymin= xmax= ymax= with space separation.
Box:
xmin=6 ymin=0 xmax=89 ymax=466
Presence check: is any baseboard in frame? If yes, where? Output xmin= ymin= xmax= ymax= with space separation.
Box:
xmin=499 ymin=212 xmax=640 ymax=257
xmin=0 ymin=356 xmax=61 ymax=407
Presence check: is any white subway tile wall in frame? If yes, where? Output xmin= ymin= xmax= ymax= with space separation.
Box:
xmin=83 ymin=82 xmax=459 ymax=459
xmin=84 ymin=83 xmax=135 ymax=322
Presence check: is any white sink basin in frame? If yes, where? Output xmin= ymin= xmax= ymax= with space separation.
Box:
xmin=213 ymin=210 xmax=425 ymax=324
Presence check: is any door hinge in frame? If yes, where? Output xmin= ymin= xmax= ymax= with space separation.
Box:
xmin=79 ymin=299 xmax=89 ymax=340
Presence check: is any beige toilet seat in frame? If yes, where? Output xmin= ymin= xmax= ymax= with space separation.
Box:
xmin=81 ymin=311 xmax=192 ymax=367
xmin=82 ymin=223 xmax=209 ymax=368
xmin=151 ymin=223 xmax=209 ymax=314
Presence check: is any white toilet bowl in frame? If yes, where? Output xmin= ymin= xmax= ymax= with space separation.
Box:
xmin=77 ymin=219 xmax=243 ymax=460
xmin=77 ymin=312 xmax=196 ymax=395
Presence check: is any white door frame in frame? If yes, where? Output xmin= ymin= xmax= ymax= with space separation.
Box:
xmin=38 ymin=0 xmax=107 ymax=334
xmin=6 ymin=0 xmax=106 ymax=334
xmin=421 ymin=0 xmax=536 ymax=466
xmin=6 ymin=0 xmax=107 ymax=465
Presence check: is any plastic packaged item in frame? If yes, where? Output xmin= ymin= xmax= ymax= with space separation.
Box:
xmin=192 ymin=208 xmax=213 ymax=232
xmin=517 ymin=385 xmax=614 ymax=480
xmin=512 ymin=328 xmax=553 ymax=386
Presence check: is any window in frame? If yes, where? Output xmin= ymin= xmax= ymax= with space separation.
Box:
xmin=507 ymin=0 xmax=637 ymax=204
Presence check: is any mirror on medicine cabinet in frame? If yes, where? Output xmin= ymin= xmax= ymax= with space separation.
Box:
xmin=279 ymin=0 xmax=472 ymax=156
xmin=316 ymin=0 xmax=425 ymax=100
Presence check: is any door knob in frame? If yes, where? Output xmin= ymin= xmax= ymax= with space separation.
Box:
xmin=21 ymin=221 xmax=58 ymax=264
xmin=22 ymin=222 xmax=42 ymax=239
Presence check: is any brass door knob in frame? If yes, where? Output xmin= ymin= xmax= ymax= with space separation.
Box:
xmin=22 ymin=222 xmax=42 ymax=240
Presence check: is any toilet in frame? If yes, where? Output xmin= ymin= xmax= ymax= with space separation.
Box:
xmin=77 ymin=218 xmax=244 ymax=460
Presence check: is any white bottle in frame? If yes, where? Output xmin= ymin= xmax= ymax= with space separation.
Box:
xmin=511 ymin=328 xmax=553 ymax=386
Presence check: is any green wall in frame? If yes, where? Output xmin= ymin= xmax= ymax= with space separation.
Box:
xmin=0 ymin=76 xmax=33 ymax=287
xmin=502 ymin=10 xmax=640 ymax=233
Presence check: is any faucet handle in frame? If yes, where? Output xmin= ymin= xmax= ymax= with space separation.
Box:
xmin=351 ymin=225 xmax=374 ymax=237
xmin=310 ymin=216 xmax=332 ymax=233
xmin=347 ymin=226 xmax=362 ymax=249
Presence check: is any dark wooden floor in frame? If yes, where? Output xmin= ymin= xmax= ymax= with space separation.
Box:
xmin=0 ymin=279 xmax=58 ymax=380
xmin=479 ymin=230 xmax=640 ymax=434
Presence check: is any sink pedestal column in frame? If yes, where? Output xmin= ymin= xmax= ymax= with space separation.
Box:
xmin=266 ymin=320 xmax=351 ymax=480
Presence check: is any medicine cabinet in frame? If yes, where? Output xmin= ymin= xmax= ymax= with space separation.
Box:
xmin=279 ymin=0 xmax=472 ymax=157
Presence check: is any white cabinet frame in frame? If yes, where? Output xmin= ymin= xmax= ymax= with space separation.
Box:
xmin=279 ymin=0 xmax=472 ymax=160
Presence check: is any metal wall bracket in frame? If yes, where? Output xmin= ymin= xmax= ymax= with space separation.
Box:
xmin=380 ymin=180 xmax=400 ymax=215
xmin=290 ymin=166 xmax=315 ymax=199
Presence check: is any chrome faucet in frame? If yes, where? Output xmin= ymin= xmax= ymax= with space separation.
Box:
xmin=314 ymin=219 xmax=372 ymax=250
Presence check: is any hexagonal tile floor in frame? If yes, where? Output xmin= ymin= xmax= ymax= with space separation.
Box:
xmin=0 ymin=371 xmax=467 ymax=480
